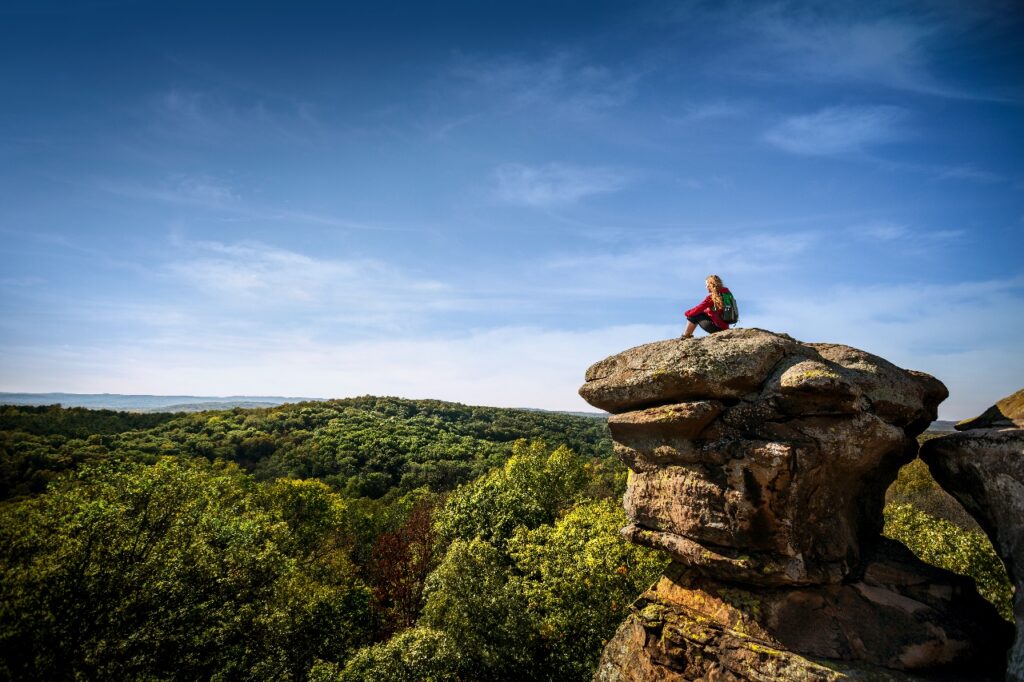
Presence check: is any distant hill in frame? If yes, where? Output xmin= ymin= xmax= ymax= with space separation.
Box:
xmin=0 ymin=392 xmax=316 ymax=412
xmin=0 ymin=396 xmax=613 ymax=500
xmin=518 ymin=406 xmax=607 ymax=419
xmin=0 ymin=393 xmax=954 ymax=426
xmin=0 ymin=393 xmax=610 ymax=418
xmin=157 ymin=401 xmax=293 ymax=412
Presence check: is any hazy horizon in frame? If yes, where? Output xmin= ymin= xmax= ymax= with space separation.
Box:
xmin=0 ymin=390 xmax=968 ymax=423
xmin=2 ymin=1 xmax=1022 ymax=420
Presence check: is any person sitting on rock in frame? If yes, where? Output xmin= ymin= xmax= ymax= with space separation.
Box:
xmin=681 ymin=274 xmax=731 ymax=338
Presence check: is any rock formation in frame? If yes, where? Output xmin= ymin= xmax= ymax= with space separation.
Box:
xmin=922 ymin=387 xmax=1024 ymax=682
xmin=580 ymin=329 xmax=1012 ymax=681
xmin=953 ymin=387 xmax=1024 ymax=431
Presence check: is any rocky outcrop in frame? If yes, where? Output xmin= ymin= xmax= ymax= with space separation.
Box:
xmin=596 ymin=541 xmax=1007 ymax=681
xmin=581 ymin=329 xmax=1011 ymax=680
xmin=922 ymin=388 xmax=1024 ymax=682
xmin=954 ymin=387 xmax=1024 ymax=430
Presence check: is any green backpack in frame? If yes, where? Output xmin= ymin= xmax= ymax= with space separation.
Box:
xmin=720 ymin=292 xmax=739 ymax=324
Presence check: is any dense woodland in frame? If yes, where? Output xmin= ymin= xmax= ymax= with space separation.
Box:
xmin=0 ymin=398 xmax=611 ymax=501
xmin=0 ymin=398 xmax=1011 ymax=680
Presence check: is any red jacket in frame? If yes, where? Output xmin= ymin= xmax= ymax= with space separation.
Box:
xmin=686 ymin=287 xmax=731 ymax=330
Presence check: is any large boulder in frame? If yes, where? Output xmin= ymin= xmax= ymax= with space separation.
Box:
xmin=596 ymin=541 xmax=1010 ymax=681
xmin=922 ymin=389 xmax=1024 ymax=682
xmin=580 ymin=330 xmax=946 ymax=429
xmin=580 ymin=331 xmax=797 ymax=412
xmin=581 ymin=330 xmax=1010 ymax=679
xmin=581 ymin=329 xmax=945 ymax=586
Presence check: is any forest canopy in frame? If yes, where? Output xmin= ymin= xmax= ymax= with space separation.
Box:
xmin=0 ymin=399 xmax=1011 ymax=680
xmin=0 ymin=397 xmax=611 ymax=501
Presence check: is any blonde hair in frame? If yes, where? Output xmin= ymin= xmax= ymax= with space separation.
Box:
xmin=706 ymin=274 xmax=724 ymax=311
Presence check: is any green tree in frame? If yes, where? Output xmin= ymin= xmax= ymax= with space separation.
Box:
xmin=256 ymin=477 xmax=350 ymax=558
xmin=420 ymin=538 xmax=538 ymax=679
xmin=421 ymin=443 xmax=665 ymax=681
xmin=886 ymin=458 xmax=980 ymax=530
xmin=883 ymin=502 xmax=1012 ymax=620
xmin=318 ymin=626 xmax=463 ymax=682
xmin=0 ymin=458 xmax=371 ymax=680
xmin=507 ymin=498 xmax=668 ymax=680
xmin=434 ymin=441 xmax=588 ymax=549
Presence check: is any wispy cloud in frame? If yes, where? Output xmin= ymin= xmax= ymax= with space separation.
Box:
xmin=448 ymin=51 xmax=642 ymax=120
xmin=158 ymin=90 xmax=213 ymax=133
xmin=666 ymin=100 xmax=745 ymax=125
xmin=936 ymin=164 xmax=1005 ymax=184
xmin=764 ymin=105 xmax=907 ymax=156
xmin=736 ymin=4 xmax=1000 ymax=100
xmin=101 ymin=173 xmax=241 ymax=209
xmin=847 ymin=220 xmax=963 ymax=255
xmin=494 ymin=163 xmax=629 ymax=207
xmin=762 ymin=15 xmax=939 ymax=93
xmin=148 ymin=88 xmax=332 ymax=147
xmin=853 ymin=221 xmax=909 ymax=241
xmin=98 ymin=174 xmax=405 ymax=232
xmin=540 ymin=229 xmax=819 ymax=302
xmin=0 ymin=275 xmax=45 ymax=288
xmin=166 ymin=238 xmax=448 ymax=316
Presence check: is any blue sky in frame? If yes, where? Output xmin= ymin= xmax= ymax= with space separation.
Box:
xmin=1 ymin=0 xmax=1022 ymax=418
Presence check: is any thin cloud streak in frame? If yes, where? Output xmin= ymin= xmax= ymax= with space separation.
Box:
xmin=165 ymin=238 xmax=449 ymax=310
xmin=666 ymin=100 xmax=745 ymax=125
xmin=494 ymin=163 xmax=630 ymax=207
xmin=447 ymin=50 xmax=643 ymax=121
xmin=937 ymin=164 xmax=1006 ymax=184
xmin=148 ymin=88 xmax=336 ymax=147
xmin=853 ymin=221 xmax=909 ymax=241
xmin=734 ymin=3 xmax=1010 ymax=101
xmin=545 ymin=230 xmax=818 ymax=279
xmin=847 ymin=221 xmax=963 ymax=254
xmin=97 ymin=175 xmax=413 ymax=232
xmin=98 ymin=174 xmax=241 ymax=209
xmin=764 ymin=105 xmax=907 ymax=156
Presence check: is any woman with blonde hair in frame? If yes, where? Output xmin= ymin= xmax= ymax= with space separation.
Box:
xmin=681 ymin=274 xmax=733 ymax=338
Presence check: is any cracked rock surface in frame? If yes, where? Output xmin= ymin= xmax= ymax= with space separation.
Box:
xmin=581 ymin=329 xmax=1011 ymax=680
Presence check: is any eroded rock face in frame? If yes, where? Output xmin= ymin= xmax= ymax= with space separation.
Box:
xmin=922 ymin=390 xmax=1024 ymax=682
xmin=595 ymin=541 xmax=1009 ymax=682
xmin=581 ymin=329 xmax=1010 ymax=680
xmin=583 ymin=329 xmax=944 ymax=586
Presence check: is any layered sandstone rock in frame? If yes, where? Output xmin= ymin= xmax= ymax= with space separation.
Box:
xmin=596 ymin=541 xmax=1008 ymax=681
xmin=581 ymin=329 xmax=1011 ymax=680
xmin=922 ymin=389 xmax=1024 ymax=682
